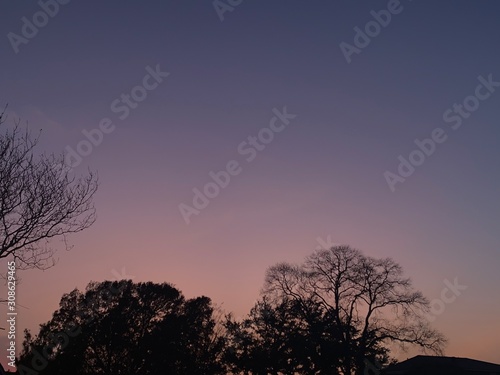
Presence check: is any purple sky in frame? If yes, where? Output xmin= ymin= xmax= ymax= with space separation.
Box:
xmin=1 ymin=0 xmax=500 ymax=367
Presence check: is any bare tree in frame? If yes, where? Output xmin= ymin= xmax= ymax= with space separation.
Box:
xmin=0 ymin=109 xmax=98 ymax=270
xmin=263 ymin=245 xmax=447 ymax=375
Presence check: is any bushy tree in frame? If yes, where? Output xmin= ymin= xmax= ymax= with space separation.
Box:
xmin=231 ymin=245 xmax=446 ymax=375
xmin=17 ymin=280 xmax=226 ymax=374
xmin=225 ymin=298 xmax=343 ymax=374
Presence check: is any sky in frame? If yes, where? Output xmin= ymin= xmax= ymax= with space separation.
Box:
xmin=1 ymin=0 xmax=500 ymax=368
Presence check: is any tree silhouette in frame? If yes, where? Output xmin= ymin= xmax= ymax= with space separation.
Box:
xmin=0 ymin=109 xmax=98 ymax=270
xmin=224 ymin=297 xmax=343 ymax=374
xmin=17 ymin=280 xmax=226 ymax=375
xmin=15 ymin=247 xmax=447 ymax=375
xmin=260 ymin=245 xmax=447 ymax=375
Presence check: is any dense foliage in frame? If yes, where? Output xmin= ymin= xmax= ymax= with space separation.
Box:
xmin=17 ymin=246 xmax=446 ymax=375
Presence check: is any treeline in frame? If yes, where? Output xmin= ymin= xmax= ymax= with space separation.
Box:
xmin=16 ymin=246 xmax=446 ymax=375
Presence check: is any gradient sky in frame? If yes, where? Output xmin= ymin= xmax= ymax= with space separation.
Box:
xmin=1 ymin=0 xmax=500 ymax=368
